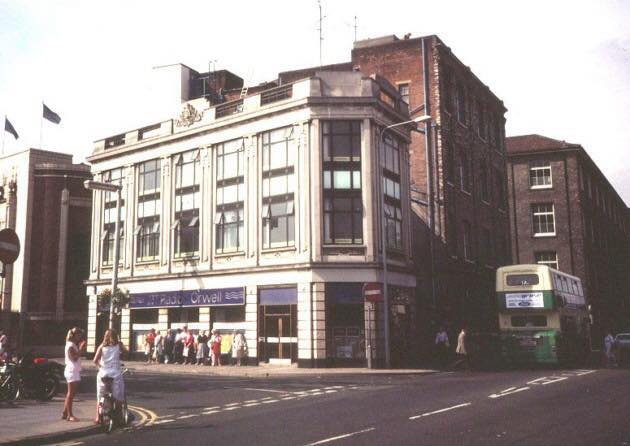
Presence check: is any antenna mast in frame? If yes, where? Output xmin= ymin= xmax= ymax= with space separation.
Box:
xmin=354 ymin=16 xmax=357 ymax=42
xmin=318 ymin=0 xmax=324 ymax=67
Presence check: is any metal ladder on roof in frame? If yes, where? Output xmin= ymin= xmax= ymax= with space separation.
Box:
xmin=239 ymin=86 xmax=248 ymax=99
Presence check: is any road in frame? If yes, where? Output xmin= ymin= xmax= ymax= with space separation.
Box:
xmin=44 ymin=367 xmax=629 ymax=446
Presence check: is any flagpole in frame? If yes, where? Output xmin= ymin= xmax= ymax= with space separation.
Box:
xmin=40 ymin=101 xmax=43 ymax=149
xmin=2 ymin=114 xmax=5 ymax=156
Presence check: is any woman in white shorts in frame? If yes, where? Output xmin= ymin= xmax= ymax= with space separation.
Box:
xmin=93 ymin=328 xmax=127 ymax=423
xmin=63 ymin=327 xmax=85 ymax=421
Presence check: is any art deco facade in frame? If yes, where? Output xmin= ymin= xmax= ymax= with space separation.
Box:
xmin=506 ymin=134 xmax=630 ymax=339
xmin=0 ymin=149 xmax=91 ymax=353
xmin=85 ymin=71 xmax=418 ymax=367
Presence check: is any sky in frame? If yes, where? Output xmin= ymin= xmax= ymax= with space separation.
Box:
xmin=1 ymin=0 xmax=629 ymax=202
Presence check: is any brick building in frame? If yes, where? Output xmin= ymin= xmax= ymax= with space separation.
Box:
xmin=279 ymin=34 xmax=511 ymax=352
xmin=506 ymin=134 xmax=630 ymax=339
xmin=0 ymin=149 xmax=92 ymax=354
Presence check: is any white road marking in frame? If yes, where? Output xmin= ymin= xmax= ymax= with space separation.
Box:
xmin=501 ymin=387 xmax=516 ymax=393
xmin=202 ymin=410 xmax=220 ymax=415
xmin=244 ymin=399 xmax=260 ymax=403
xmin=224 ymin=402 xmax=241 ymax=407
xmin=244 ymin=387 xmax=288 ymax=394
xmin=223 ymin=406 xmax=239 ymax=411
xmin=262 ymin=399 xmax=279 ymax=404
xmin=310 ymin=392 xmax=324 ymax=396
xmin=409 ymin=402 xmax=472 ymax=420
xmin=574 ymin=370 xmax=596 ymax=376
xmin=282 ymin=396 xmax=297 ymax=400
xmin=304 ymin=427 xmax=376 ymax=445
xmin=542 ymin=376 xmax=568 ymax=385
xmin=324 ymin=390 xmax=337 ymax=394
xmin=308 ymin=388 xmax=323 ymax=392
xmin=177 ymin=414 xmax=198 ymax=419
xmin=154 ymin=419 xmax=175 ymax=424
xmin=243 ymin=402 xmax=261 ymax=407
xmin=204 ymin=406 xmax=220 ymax=410
xmin=489 ymin=387 xmax=530 ymax=398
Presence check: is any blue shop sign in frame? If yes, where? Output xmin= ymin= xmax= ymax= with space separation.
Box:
xmin=129 ymin=287 xmax=244 ymax=309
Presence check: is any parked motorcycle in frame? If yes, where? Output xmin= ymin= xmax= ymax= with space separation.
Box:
xmin=0 ymin=361 xmax=19 ymax=401
xmin=11 ymin=352 xmax=62 ymax=401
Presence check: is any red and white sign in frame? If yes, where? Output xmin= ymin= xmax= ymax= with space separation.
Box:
xmin=363 ymin=282 xmax=383 ymax=302
xmin=0 ymin=228 xmax=20 ymax=264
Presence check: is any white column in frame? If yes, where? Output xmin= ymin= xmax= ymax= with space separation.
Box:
xmin=200 ymin=147 xmax=211 ymax=265
xmin=158 ymin=308 xmax=169 ymax=333
xmin=198 ymin=307 xmax=211 ymax=333
xmin=310 ymin=120 xmax=322 ymax=261
xmin=161 ymin=157 xmax=171 ymax=268
xmin=297 ymin=282 xmax=326 ymax=367
xmin=245 ymin=285 xmax=258 ymax=360
xmin=124 ymin=165 xmax=134 ymax=271
xmin=55 ymin=187 xmax=69 ymax=321
xmin=362 ymin=119 xmax=376 ymax=262
xmin=87 ymin=293 xmax=98 ymax=353
xmin=120 ymin=307 xmax=131 ymax=348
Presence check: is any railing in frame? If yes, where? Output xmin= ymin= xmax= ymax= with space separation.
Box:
xmin=260 ymin=85 xmax=293 ymax=106
xmin=215 ymin=99 xmax=244 ymax=118
xmin=105 ymin=134 xmax=126 ymax=149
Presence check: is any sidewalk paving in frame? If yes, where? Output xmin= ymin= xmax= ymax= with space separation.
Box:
xmin=77 ymin=359 xmax=438 ymax=378
xmin=0 ymin=397 xmax=99 ymax=445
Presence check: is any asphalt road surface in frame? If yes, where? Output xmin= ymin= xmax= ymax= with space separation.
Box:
xmin=45 ymin=367 xmax=630 ymax=446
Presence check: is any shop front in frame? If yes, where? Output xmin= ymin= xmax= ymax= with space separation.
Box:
xmin=258 ymin=287 xmax=297 ymax=364
xmin=325 ymin=283 xmax=366 ymax=365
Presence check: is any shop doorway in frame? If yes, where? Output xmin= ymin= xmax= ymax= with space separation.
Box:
xmin=259 ymin=304 xmax=297 ymax=363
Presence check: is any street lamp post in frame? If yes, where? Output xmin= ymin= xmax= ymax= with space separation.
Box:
xmin=379 ymin=115 xmax=431 ymax=368
xmin=84 ymin=179 xmax=122 ymax=330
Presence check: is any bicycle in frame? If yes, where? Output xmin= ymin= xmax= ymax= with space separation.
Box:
xmin=97 ymin=368 xmax=130 ymax=433
xmin=0 ymin=362 xmax=18 ymax=401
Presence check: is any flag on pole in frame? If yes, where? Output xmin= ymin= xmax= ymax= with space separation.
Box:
xmin=4 ymin=117 xmax=19 ymax=139
xmin=43 ymin=103 xmax=61 ymax=124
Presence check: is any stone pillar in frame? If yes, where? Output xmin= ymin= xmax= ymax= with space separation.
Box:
xmin=120 ymin=308 xmax=131 ymax=349
xmin=1 ymin=181 xmax=17 ymax=312
xmin=55 ymin=187 xmax=69 ymax=321
xmin=198 ymin=307 xmax=211 ymax=333
xmin=310 ymin=120 xmax=322 ymax=261
xmin=158 ymin=308 xmax=169 ymax=333
xmin=297 ymin=282 xmax=326 ymax=367
xmin=362 ymin=119 xmax=376 ymax=262
xmin=365 ymin=300 xmax=385 ymax=367
xmin=87 ymin=294 xmax=98 ymax=353
xmin=245 ymin=285 xmax=258 ymax=362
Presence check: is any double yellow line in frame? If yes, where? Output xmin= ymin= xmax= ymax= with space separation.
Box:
xmin=128 ymin=404 xmax=158 ymax=427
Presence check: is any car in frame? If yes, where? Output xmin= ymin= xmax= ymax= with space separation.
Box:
xmin=614 ymin=333 xmax=630 ymax=366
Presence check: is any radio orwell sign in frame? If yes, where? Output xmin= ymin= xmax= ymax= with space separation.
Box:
xmin=0 ymin=228 xmax=20 ymax=278
xmin=129 ymin=287 xmax=244 ymax=309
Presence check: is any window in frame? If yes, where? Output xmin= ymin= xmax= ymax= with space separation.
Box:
xmin=136 ymin=160 xmax=161 ymax=261
xmin=398 ymin=83 xmax=410 ymax=105
xmin=381 ymin=133 xmax=404 ymax=250
xmin=173 ymin=150 xmax=200 ymax=257
xmin=529 ymin=161 xmax=552 ymax=189
xmin=456 ymin=82 xmax=467 ymax=124
xmin=216 ymin=139 xmax=245 ymax=253
xmin=535 ymin=251 xmax=558 ymax=270
xmin=101 ymin=168 xmax=125 ymax=265
xmin=463 ymin=220 xmax=473 ymax=260
xmin=495 ymin=168 xmax=506 ymax=209
xmin=460 ymin=152 xmax=471 ymax=192
xmin=506 ymin=274 xmax=539 ymax=286
xmin=532 ymin=203 xmax=555 ymax=236
xmin=477 ymin=100 xmax=486 ymax=139
xmin=481 ymin=227 xmax=492 ymax=265
xmin=323 ymin=121 xmax=363 ymax=244
xmin=480 ymin=160 xmax=489 ymax=202
xmin=447 ymin=205 xmax=457 ymax=257
xmin=445 ymin=143 xmax=455 ymax=184
xmin=262 ymin=127 xmax=295 ymax=249
xmin=511 ymin=315 xmax=547 ymax=328
xmin=442 ymin=70 xmax=453 ymax=114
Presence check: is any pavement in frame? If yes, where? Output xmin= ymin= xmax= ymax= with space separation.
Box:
xmin=0 ymin=360 xmax=437 ymax=445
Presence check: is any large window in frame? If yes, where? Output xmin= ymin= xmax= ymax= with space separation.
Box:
xmin=102 ymin=168 xmax=125 ymax=265
xmin=535 ymin=251 xmax=558 ymax=270
xmin=215 ymin=139 xmax=245 ymax=253
xmin=456 ymin=82 xmax=467 ymax=124
xmin=460 ymin=152 xmax=471 ymax=193
xmin=323 ymin=121 xmax=363 ymax=245
xmin=136 ymin=160 xmax=161 ymax=261
xmin=529 ymin=161 xmax=552 ymax=189
xmin=174 ymin=150 xmax=200 ymax=257
xmin=480 ymin=160 xmax=489 ymax=202
xmin=463 ymin=220 xmax=473 ymax=260
xmin=477 ymin=100 xmax=486 ymax=139
xmin=262 ymin=127 xmax=295 ymax=249
xmin=532 ymin=203 xmax=555 ymax=236
xmin=382 ymin=133 xmax=404 ymax=250
xmin=398 ymin=83 xmax=410 ymax=105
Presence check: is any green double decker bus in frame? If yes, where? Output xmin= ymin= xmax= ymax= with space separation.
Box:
xmin=496 ymin=264 xmax=591 ymax=365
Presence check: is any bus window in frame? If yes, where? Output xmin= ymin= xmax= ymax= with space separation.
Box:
xmin=506 ymin=274 xmax=539 ymax=286
xmin=511 ymin=315 xmax=547 ymax=327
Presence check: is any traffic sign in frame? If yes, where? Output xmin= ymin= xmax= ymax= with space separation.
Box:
xmin=363 ymin=282 xmax=383 ymax=302
xmin=0 ymin=228 xmax=20 ymax=264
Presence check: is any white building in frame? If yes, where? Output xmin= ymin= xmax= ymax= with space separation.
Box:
xmin=85 ymin=70 xmax=417 ymax=367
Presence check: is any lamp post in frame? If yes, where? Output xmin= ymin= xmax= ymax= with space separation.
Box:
xmin=84 ymin=179 xmax=122 ymax=330
xmin=379 ymin=115 xmax=431 ymax=368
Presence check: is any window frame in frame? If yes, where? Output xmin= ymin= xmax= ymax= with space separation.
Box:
xmin=535 ymin=251 xmax=558 ymax=270
xmin=173 ymin=150 xmax=201 ymax=258
xmin=532 ymin=203 xmax=556 ymax=237
xmin=529 ymin=161 xmax=553 ymax=189
xmin=215 ymin=138 xmax=246 ymax=254
xmin=136 ymin=159 xmax=161 ymax=262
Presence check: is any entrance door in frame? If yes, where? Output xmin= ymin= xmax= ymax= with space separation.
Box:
xmin=259 ymin=305 xmax=297 ymax=362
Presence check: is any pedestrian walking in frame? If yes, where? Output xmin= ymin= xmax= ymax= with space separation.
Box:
xmin=604 ymin=331 xmax=616 ymax=366
xmin=434 ymin=326 xmax=450 ymax=367
xmin=154 ymin=331 xmax=164 ymax=363
xmin=63 ymin=327 xmax=86 ymax=422
xmin=231 ymin=330 xmax=247 ymax=366
xmin=209 ymin=329 xmax=222 ymax=366
xmin=144 ymin=328 xmax=156 ymax=363
xmin=454 ymin=327 xmax=469 ymax=370
xmin=196 ymin=331 xmax=209 ymax=365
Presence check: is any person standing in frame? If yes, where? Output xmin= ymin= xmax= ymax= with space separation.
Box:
xmin=183 ymin=327 xmax=195 ymax=364
xmin=164 ymin=329 xmax=174 ymax=364
xmin=604 ymin=331 xmax=616 ymax=366
xmin=154 ymin=331 xmax=164 ymax=364
xmin=434 ymin=327 xmax=450 ymax=367
xmin=93 ymin=329 xmax=128 ymax=424
xmin=0 ymin=330 xmax=8 ymax=364
xmin=209 ymin=329 xmax=222 ymax=366
xmin=196 ymin=331 xmax=209 ymax=365
xmin=63 ymin=327 xmax=86 ymax=422
xmin=455 ymin=327 xmax=468 ymax=370
xmin=231 ymin=330 xmax=248 ymax=366
xmin=173 ymin=328 xmax=184 ymax=364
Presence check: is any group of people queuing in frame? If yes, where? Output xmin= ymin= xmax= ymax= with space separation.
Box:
xmin=143 ymin=326 xmax=248 ymax=366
